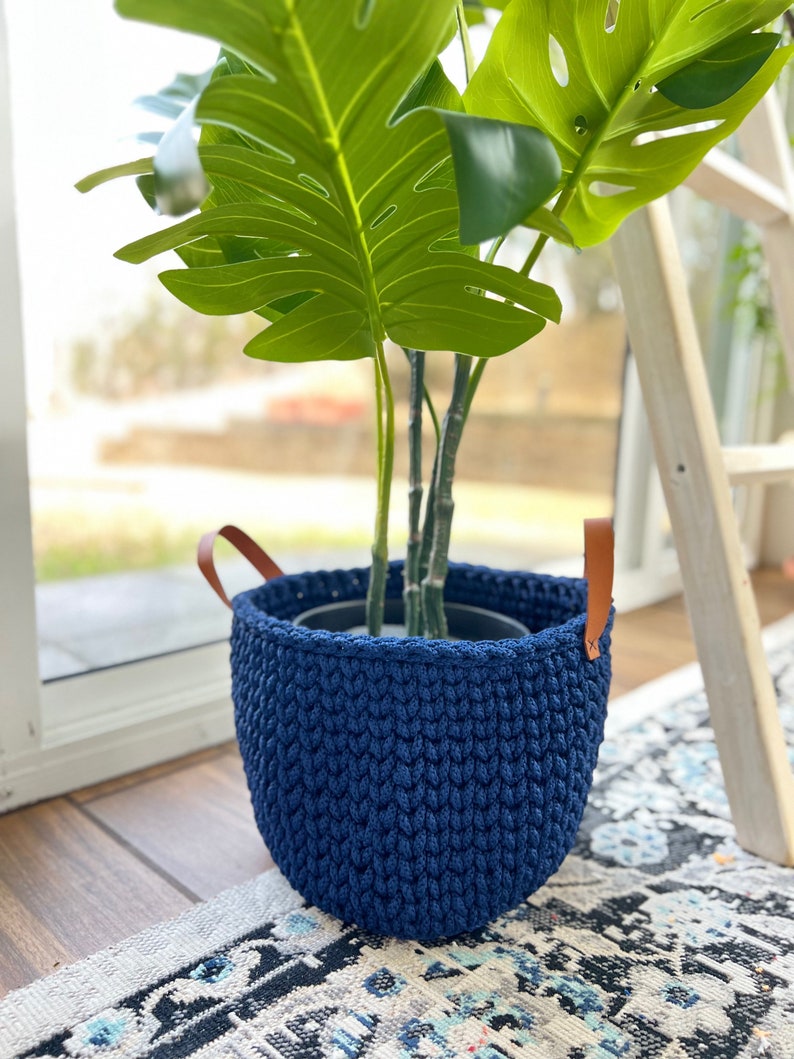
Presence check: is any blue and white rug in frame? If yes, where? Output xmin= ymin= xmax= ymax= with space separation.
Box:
xmin=2 ymin=617 xmax=794 ymax=1059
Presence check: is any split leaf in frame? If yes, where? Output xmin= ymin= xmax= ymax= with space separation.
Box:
xmin=465 ymin=0 xmax=794 ymax=246
xmin=106 ymin=0 xmax=560 ymax=361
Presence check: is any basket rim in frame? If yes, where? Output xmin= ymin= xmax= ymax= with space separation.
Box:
xmin=230 ymin=560 xmax=610 ymax=667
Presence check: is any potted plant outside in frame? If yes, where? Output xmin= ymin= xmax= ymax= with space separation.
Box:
xmin=79 ymin=0 xmax=793 ymax=939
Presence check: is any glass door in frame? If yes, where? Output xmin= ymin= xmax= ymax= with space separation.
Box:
xmin=1 ymin=0 xmax=244 ymax=809
xmin=0 ymin=1 xmax=628 ymax=807
xmin=7 ymin=1 xmax=631 ymax=683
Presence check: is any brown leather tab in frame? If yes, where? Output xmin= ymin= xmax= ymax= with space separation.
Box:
xmin=197 ymin=525 xmax=285 ymax=610
xmin=583 ymin=518 xmax=614 ymax=661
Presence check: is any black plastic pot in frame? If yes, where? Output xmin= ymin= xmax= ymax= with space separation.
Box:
xmin=293 ymin=596 xmax=530 ymax=640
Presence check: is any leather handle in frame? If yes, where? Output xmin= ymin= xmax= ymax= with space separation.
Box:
xmin=583 ymin=518 xmax=614 ymax=661
xmin=198 ymin=521 xmax=614 ymax=647
xmin=197 ymin=525 xmax=285 ymax=610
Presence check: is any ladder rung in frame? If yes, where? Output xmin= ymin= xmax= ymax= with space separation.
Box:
xmin=723 ymin=444 xmax=794 ymax=485
xmin=686 ymin=148 xmax=790 ymax=226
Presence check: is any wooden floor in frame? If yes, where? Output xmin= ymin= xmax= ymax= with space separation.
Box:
xmin=1 ymin=568 xmax=791 ymax=998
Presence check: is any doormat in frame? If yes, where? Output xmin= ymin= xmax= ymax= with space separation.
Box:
xmin=2 ymin=617 xmax=793 ymax=1059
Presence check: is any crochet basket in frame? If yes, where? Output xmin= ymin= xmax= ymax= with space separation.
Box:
xmin=199 ymin=521 xmax=614 ymax=940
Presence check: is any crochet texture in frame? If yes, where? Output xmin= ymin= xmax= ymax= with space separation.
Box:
xmin=231 ymin=561 xmax=613 ymax=939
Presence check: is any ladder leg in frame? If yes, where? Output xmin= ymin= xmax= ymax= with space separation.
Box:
xmin=612 ymin=199 xmax=794 ymax=866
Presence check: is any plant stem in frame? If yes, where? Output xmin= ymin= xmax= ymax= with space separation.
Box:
xmin=419 ymin=445 xmax=439 ymax=582
xmin=401 ymin=0 xmax=478 ymax=639
xmin=413 ymin=15 xmax=681 ymax=635
xmin=455 ymin=1 xmax=476 ymax=83
xmin=519 ymin=186 xmax=575 ymax=275
xmin=466 ymin=71 xmax=633 ymax=415
xmin=463 ymin=357 xmax=487 ymax=421
xmin=403 ymin=349 xmax=425 ymax=637
xmin=401 ymin=346 xmax=441 ymax=441
xmin=485 ymin=234 xmax=505 ymax=264
xmin=420 ymin=207 xmax=536 ymax=622
xmin=464 ymin=190 xmax=578 ymax=421
xmin=366 ymin=341 xmax=394 ymax=636
xmin=421 ymin=354 xmax=472 ymax=638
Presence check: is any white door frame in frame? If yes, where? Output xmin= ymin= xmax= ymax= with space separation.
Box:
xmin=0 ymin=0 xmax=42 ymax=793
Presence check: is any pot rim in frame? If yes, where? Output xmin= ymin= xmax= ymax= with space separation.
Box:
xmin=293 ymin=597 xmax=531 ymax=641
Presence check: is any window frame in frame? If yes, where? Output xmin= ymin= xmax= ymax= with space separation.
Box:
xmin=0 ymin=1 xmax=775 ymax=811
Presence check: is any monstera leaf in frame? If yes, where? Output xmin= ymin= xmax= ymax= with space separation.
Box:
xmin=465 ymin=0 xmax=794 ymax=247
xmin=97 ymin=0 xmax=561 ymax=364
xmin=463 ymin=0 xmax=511 ymax=26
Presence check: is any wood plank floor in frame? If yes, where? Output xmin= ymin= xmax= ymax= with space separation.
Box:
xmin=1 ymin=568 xmax=791 ymax=997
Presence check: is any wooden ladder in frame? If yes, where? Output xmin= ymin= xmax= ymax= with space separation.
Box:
xmin=611 ymin=91 xmax=794 ymax=866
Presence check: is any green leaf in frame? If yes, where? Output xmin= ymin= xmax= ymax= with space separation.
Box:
xmin=384 ymin=257 xmax=559 ymax=356
xmin=117 ymin=204 xmax=342 ymax=269
xmin=75 ymin=157 xmax=154 ymax=194
xmin=656 ymin=33 xmax=781 ymax=109
xmin=522 ymin=206 xmax=577 ymax=249
xmin=263 ymin=290 xmax=319 ymax=321
xmin=175 ymin=238 xmax=227 ymax=269
xmin=463 ymin=0 xmax=511 ymax=24
xmin=245 ymin=292 xmax=373 ymax=361
xmin=463 ymin=6 xmax=486 ymax=26
xmin=110 ymin=0 xmax=560 ymax=362
xmin=135 ymin=173 xmax=158 ymax=210
xmin=465 ymin=0 xmax=794 ymax=247
xmin=439 ymin=113 xmax=561 ymax=244
xmin=394 ymin=60 xmax=464 ymax=121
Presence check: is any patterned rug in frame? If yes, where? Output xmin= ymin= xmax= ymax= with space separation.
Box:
xmin=3 ymin=617 xmax=794 ymax=1059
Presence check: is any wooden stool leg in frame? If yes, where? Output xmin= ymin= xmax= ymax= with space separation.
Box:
xmin=612 ymin=199 xmax=794 ymax=866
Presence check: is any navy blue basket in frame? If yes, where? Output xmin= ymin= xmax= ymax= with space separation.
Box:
xmin=200 ymin=524 xmax=614 ymax=940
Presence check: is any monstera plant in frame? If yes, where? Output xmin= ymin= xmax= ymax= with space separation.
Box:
xmin=79 ymin=0 xmax=793 ymax=637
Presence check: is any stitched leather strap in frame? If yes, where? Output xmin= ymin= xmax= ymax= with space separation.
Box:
xmin=197 ymin=525 xmax=285 ymax=610
xmin=583 ymin=517 xmax=614 ymax=661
